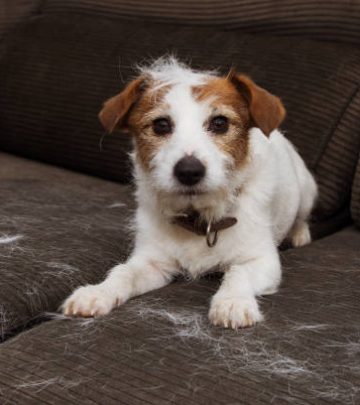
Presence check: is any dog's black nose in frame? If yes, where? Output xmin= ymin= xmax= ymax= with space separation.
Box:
xmin=173 ymin=156 xmax=206 ymax=186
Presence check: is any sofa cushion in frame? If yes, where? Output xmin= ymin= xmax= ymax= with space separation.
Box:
xmin=0 ymin=226 xmax=359 ymax=404
xmin=0 ymin=152 xmax=135 ymax=338
xmin=0 ymin=15 xmax=359 ymax=220
xmin=0 ymin=152 xmax=352 ymax=339
xmin=43 ymin=0 xmax=360 ymax=45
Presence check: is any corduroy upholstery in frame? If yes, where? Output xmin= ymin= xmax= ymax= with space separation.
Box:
xmin=0 ymin=0 xmax=41 ymax=39
xmin=0 ymin=152 xmax=135 ymax=338
xmin=0 ymin=226 xmax=359 ymax=404
xmin=43 ymin=0 xmax=360 ymax=45
xmin=1 ymin=15 xmax=360 ymax=221
xmin=351 ymin=154 xmax=360 ymax=227
xmin=0 ymin=152 xmax=353 ymax=340
xmin=1 ymin=2 xmax=360 ymax=403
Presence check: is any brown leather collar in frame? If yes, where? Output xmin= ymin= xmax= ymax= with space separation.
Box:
xmin=171 ymin=210 xmax=237 ymax=247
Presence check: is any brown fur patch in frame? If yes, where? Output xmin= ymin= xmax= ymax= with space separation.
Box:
xmin=99 ymin=70 xmax=285 ymax=172
xmin=193 ymin=78 xmax=250 ymax=168
xmin=99 ymin=77 xmax=146 ymax=133
xmin=229 ymin=72 xmax=286 ymax=136
xmin=128 ymin=85 xmax=172 ymax=170
xmin=99 ymin=79 xmax=172 ymax=171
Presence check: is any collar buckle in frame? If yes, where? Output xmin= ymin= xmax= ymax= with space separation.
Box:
xmin=171 ymin=210 xmax=237 ymax=248
xmin=206 ymin=219 xmax=218 ymax=247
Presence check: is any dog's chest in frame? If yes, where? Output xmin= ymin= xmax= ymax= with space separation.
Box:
xmin=170 ymin=230 xmax=239 ymax=278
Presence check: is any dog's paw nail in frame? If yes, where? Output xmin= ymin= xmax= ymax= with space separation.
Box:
xmin=115 ymin=298 xmax=123 ymax=307
xmin=62 ymin=285 xmax=114 ymax=318
xmin=209 ymin=296 xmax=263 ymax=329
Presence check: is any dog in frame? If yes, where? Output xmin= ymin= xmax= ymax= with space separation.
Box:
xmin=62 ymin=57 xmax=317 ymax=328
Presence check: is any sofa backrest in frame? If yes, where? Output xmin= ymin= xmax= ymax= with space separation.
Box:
xmin=0 ymin=0 xmax=41 ymax=39
xmin=0 ymin=3 xmax=360 ymax=227
xmin=42 ymin=0 xmax=360 ymax=45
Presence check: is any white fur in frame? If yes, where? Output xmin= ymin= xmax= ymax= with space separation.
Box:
xmin=62 ymin=60 xmax=317 ymax=328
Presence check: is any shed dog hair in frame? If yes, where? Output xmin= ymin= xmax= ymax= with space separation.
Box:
xmin=62 ymin=57 xmax=317 ymax=328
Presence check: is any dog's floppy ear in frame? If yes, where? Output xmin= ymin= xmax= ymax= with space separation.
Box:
xmin=229 ymin=71 xmax=285 ymax=136
xmin=99 ymin=77 xmax=146 ymax=133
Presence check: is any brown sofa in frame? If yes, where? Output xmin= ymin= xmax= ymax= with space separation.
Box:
xmin=0 ymin=1 xmax=360 ymax=403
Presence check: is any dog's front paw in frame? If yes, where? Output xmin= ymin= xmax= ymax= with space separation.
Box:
xmin=208 ymin=295 xmax=263 ymax=329
xmin=62 ymin=285 xmax=115 ymax=317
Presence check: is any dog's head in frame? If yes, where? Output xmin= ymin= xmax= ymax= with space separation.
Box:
xmin=99 ymin=58 xmax=285 ymax=219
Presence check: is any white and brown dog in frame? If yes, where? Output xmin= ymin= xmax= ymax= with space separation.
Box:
xmin=62 ymin=57 xmax=317 ymax=328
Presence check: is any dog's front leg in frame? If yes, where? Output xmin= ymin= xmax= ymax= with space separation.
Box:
xmin=62 ymin=254 xmax=175 ymax=317
xmin=208 ymin=252 xmax=281 ymax=329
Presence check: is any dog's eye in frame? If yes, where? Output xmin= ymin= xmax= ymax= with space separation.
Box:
xmin=153 ymin=118 xmax=172 ymax=136
xmin=209 ymin=116 xmax=229 ymax=134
